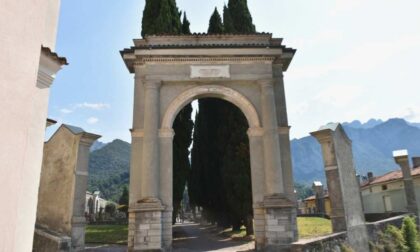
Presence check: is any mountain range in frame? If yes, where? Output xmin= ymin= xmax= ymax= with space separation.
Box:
xmin=88 ymin=118 xmax=420 ymax=200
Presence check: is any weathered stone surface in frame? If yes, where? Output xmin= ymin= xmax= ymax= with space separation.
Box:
xmin=311 ymin=123 xmax=369 ymax=252
xmin=291 ymin=232 xmax=348 ymax=252
xmin=34 ymin=125 xmax=100 ymax=251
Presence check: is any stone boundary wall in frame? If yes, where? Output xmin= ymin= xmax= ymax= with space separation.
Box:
xmin=33 ymin=226 xmax=71 ymax=252
xmin=291 ymin=232 xmax=348 ymax=252
xmin=366 ymin=214 xmax=408 ymax=242
xmin=291 ymin=215 xmax=409 ymax=252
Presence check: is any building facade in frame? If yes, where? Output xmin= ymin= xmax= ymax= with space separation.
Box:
xmin=361 ymin=158 xmax=420 ymax=214
xmin=0 ymin=1 xmax=65 ymax=251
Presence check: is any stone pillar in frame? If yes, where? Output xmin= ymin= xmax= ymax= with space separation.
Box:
xmin=273 ymin=72 xmax=296 ymax=201
xmin=129 ymin=80 xmax=164 ymax=252
xmin=71 ymin=134 xmax=99 ymax=251
xmin=393 ymin=150 xmax=420 ymax=217
xmin=259 ymin=79 xmax=284 ymax=195
xmin=248 ymin=127 xmax=266 ymax=249
xmin=259 ymin=80 xmax=297 ymax=251
xmin=141 ymin=80 xmax=161 ymax=200
xmin=312 ymin=182 xmax=325 ymax=214
xmin=159 ymin=128 xmax=175 ymax=249
xmin=34 ymin=125 xmax=100 ymax=252
xmin=311 ymin=123 xmax=369 ymax=252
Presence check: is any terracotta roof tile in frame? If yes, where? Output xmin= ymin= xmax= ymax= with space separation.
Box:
xmin=361 ymin=167 xmax=420 ymax=188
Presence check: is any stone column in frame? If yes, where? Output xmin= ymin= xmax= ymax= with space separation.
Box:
xmin=312 ymin=182 xmax=325 ymax=215
xmin=393 ymin=150 xmax=420 ymax=217
xmin=311 ymin=123 xmax=369 ymax=251
xmin=273 ymin=72 xmax=296 ymax=201
xmin=129 ymin=80 xmax=164 ymax=252
xmin=71 ymin=134 xmax=99 ymax=251
xmin=259 ymin=80 xmax=297 ymax=251
xmin=259 ymin=79 xmax=284 ymax=195
xmin=141 ymin=80 xmax=161 ymax=200
xmin=248 ymin=127 xmax=266 ymax=250
xmin=159 ymin=128 xmax=175 ymax=249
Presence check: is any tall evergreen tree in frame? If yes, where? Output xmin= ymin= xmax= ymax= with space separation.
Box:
xmin=208 ymin=8 xmax=224 ymax=34
xmin=181 ymin=12 xmax=191 ymax=34
xmin=141 ymin=0 xmax=182 ymax=37
xmin=222 ymin=5 xmax=235 ymax=33
xmin=227 ymin=0 xmax=256 ymax=33
xmin=172 ymin=105 xmax=193 ymax=223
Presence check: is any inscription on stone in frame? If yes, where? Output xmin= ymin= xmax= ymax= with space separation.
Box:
xmin=190 ymin=65 xmax=230 ymax=78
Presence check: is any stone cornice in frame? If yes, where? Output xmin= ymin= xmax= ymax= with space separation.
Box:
xmin=133 ymin=56 xmax=276 ymax=65
xmin=37 ymin=46 xmax=67 ymax=89
xmin=121 ymin=35 xmax=296 ymax=73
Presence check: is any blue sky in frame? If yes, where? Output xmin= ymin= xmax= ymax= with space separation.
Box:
xmin=47 ymin=0 xmax=420 ymax=142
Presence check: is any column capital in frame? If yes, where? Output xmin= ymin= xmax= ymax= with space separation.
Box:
xmin=310 ymin=129 xmax=333 ymax=143
xmin=131 ymin=129 xmax=144 ymax=138
xmin=393 ymin=149 xmax=409 ymax=163
xmin=258 ymin=79 xmax=274 ymax=88
xmin=144 ymin=80 xmax=162 ymax=89
xmin=247 ymin=127 xmax=264 ymax=137
xmin=159 ymin=128 xmax=175 ymax=138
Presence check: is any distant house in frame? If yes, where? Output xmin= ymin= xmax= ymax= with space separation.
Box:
xmin=361 ymin=157 xmax=420 ymax=214
xmin=301 ymin=181 xmax=332 ymax=216
xmin=302 ymin=193 xmax=332 ymax=216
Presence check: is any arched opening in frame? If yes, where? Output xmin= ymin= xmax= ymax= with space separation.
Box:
xmin=164 ymin=86 xmax=261 ymax=250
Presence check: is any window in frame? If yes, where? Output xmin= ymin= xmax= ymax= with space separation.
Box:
xmin=382 ymin=184 xmax=388 ymax=191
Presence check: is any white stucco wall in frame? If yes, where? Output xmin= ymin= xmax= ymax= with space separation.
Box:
xmin=362 ymin=177 xmax=420 ymax=214
xmin=0 ymin=1 xmax=61 ymax=251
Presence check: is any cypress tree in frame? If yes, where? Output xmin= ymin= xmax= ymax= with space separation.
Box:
xmin=172 ymin=105 xmax=193 ymax=224
xmin=141 ymin=0 xmax=182 ymax=37
xmin=181 ymin=12 xmax=191 ymax=34
xmin=222 ymin=5 xmax=235 ymax=33
xmin=208 ymin=8 xmax=224 ymax=34
xmin=228 ymin=0 xmax=256 ymax=33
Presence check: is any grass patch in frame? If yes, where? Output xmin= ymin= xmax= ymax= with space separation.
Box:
xmin=219 ymin=226 xmax=254 ymax=241
xmin=297 ymin=217 xmax=332 ymax=239
xmin=85 ymin=225 xmax=128 ymax=245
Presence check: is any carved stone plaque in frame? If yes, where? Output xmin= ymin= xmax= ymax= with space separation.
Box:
xmin=190 ymin=65 xmax=230 ymax=79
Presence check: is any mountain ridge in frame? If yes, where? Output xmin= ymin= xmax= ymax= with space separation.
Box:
xmin=88 ymin=118 xmax=420 ymax=200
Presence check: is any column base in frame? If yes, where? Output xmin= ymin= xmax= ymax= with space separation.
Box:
xmin=128 ymin=198 xmax=165 ymax=252
xmin=258 ymin=194 xmax=298 ymax=251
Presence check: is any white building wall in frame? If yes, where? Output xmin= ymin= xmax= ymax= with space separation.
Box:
xmin=0 ymin=1 xmax=62 ymax=251
xmin=362 ymin=178 xmax=420 ymax=214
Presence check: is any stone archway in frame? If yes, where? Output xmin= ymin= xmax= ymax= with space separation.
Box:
xmin=121 ymin=34 xmax=297 ymax=251
xmin=161 ymin=85 xmax=260 ymax=129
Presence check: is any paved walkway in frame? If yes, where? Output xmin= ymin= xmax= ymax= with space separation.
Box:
xmin=173 ymin=223 xmax=254 ymax=252
xmin=85 ymin=222 xmax=255 ymax=252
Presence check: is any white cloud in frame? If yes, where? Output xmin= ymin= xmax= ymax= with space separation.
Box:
xmin=397 ymin=107 xmax=420 ymax=122
xmin=60 ymin=108 xmax=73 ymax=114
xmin=314 ymin=84 xmax=363 ymax=107
xmin=329 ymin=0 xmax=364 ymax=16
xmin=76 ymin=102 xmax=110 ymax=110
xmin=289 ymin=35 xmax=420 ymax=80
xmin=87 ymin=117 xmax=99 ymax=125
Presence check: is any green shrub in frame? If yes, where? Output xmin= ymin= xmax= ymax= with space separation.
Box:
xmin=402 ymin=216 xmax=420 ymax=252
xmin=371 ymin=224 xmax=408 ymax=252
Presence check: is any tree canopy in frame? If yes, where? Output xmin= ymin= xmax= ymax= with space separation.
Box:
xmin=208 ymin=8 xmax=224 ymax=34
